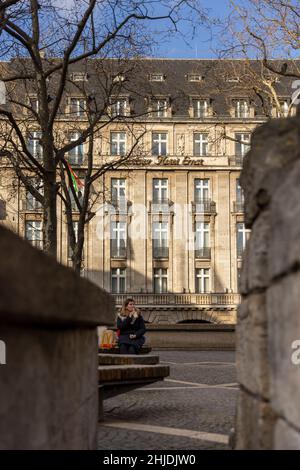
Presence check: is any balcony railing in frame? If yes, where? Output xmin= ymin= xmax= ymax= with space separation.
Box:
xmin=150 ymin=198 xmax=173 ymax=213
xmin=112 ymin=292 xmax=241 ymax=306
xmin=237 ymin=246 xmax=244 ymax=258
xmin=192 ymin=199 xmax=216 ymax=214
xmin=110 ymin=245 xmax=127 ymax=258
xmin=229 ymin=156 xmax=243 ymax=166
xmin=27 ymin=239 xmax=43 ymax=250
xmin=0 ymin=200 xmax=6 ymax=220
xmin=68 ymin=154 xmax=84 ymax=166
xmin=233 ymin=201 xmax=244 ymax=213
xmin=153 ymin=247 xmax=169 ymax=259
xmin=111 ymin=197 xmax=130 ymax=212
xmin=195 ymin=247 xmax=211 ymax=259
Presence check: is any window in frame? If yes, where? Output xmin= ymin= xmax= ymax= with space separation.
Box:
xmin=235 ymin=179 xmax=244 ymax=212
xmin=25 ymin=220 xmax=43 ymax=249
xmin=111 ymin=178 xmax=126 ymax=210
xmin=110 ymin=98 xmax=127 ymax=117
xmin=70 ymin=72 xmax=88 ymax=82
xmin=154 ymin=268 xmax=168 ymax=293
xmin=28 ymin=131 xmax=43 ymax=159
xmin=68 ymin=133 xmax=83 ymax=165
xmin=194 ymin=179 xmax=209 ymax=202
xmin=235 ymin=133 xmax=250 ymax=157
xmin=111 ymin=132 xmax=126 ymax=156
xmin=195 ymin=268 xmax=210 ymax=293
xmin=152 ymin=132 xmax=167 ymax=156
xmin=112 ymin=74 xmax=125 ymax=83
xmin=153 ymin=179 xmax=168 ymax=203
xmin=26 ymin=180 xmax=43 ymax=210
xmin=193 ymin=99 xmax=208 ymax=118
xmin=195 ymin=222 xmax=210 ymax=258
xmin=276 ymin=100 xmax=290 ymax=117
xmin=149 ymin=73 xmax=164 ymax=82
xmin=29 ymin=97 xmax=39 ymax=113
xmin=234 ymin=100 xmax=249 ymax=118
xmin=226 ymin=77 xmax=240 ymax=83
xmin=152 ymin=221 xmax=168 ymax=258
xmin=111 ymin=268 xmax=126 ymax=293
xmin=111 ymin=221 xmax=127 ymax=258
xmin=69 ymin=98 xmax=85 ymax=117
xmin=188 ymin=74 xmax=203 ymax=82
xmin=153 ymin=100 xmax=168 ymax=118
xmin=194 ymin=133 xmax=208 ymax=156
xmin=237 ymin=222 xmax=250 ymax=257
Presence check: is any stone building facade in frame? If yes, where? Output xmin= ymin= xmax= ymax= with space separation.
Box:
xmin=0 ymin=59 xmax=295 ymax=324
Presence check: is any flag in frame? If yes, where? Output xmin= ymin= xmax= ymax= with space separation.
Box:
xmin=67 ymin=161 xmax=84 ymax=193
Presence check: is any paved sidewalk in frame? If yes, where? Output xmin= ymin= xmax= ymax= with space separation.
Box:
xmin=98 ymin=350 xmax=237 ymax=450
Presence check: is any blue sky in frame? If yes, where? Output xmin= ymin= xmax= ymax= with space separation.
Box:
xmin=153 ymin=0 xmax=230 ymax=59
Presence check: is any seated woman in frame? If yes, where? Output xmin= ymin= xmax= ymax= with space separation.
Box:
xmin=117 ymin=298 xmax=146 ymax=354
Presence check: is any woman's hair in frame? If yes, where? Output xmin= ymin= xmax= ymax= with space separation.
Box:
xmin=120 ymin=298 xmax=141 ymax=316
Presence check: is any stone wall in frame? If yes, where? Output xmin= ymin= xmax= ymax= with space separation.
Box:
xmin=235 ymin=114 xmax=300 ymax=449
xmin=0 ymin=225 xmax=115 ymax=449
xmin=147 ymin=324 xmax=235 ymax=350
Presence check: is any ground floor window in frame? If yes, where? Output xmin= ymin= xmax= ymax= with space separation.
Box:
xmin=153 ymin=268 xmax=168 ymax=293
xmin=111 ymin=267 xmax=126 ymax=293
xmin=195 ymin=268 xmax=210 ymax=293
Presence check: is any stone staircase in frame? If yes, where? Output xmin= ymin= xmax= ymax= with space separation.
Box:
xmin=98 ymin=353 xmax=170 ymax=419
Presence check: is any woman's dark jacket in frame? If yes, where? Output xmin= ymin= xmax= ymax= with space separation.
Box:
xmin=117 ymin=314 xmax=146 ymax=350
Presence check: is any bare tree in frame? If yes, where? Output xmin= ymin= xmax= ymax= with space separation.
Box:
xmin=215 ymin=0 xmax=300 ymax=116
xmin=0 ymin=0 xmax=207 ymax=262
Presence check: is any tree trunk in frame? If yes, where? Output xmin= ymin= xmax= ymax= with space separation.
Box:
xmin=43 ymin=171 xmax=57 ymax=257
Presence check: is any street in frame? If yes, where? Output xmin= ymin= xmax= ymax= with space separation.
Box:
xmin=98 ymin=350 xmax=237 ymax=450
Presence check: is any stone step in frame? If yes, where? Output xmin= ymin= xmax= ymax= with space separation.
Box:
xmin=99 ymin=345 xmax=152 ymax=355
xmin=98 ymin=353 xmax=159 ymax=366
xmin=98 ymin=364 xmax=169 ymax=384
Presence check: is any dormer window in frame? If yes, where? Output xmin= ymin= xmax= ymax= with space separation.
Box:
xmin=226 ymin=77 xmax=240 ymax=83
xmin=149 ymin=73 xmax=165 ymax=82
xmin=234 ymin=99 xmax=249 ymax=118
xmin=188 ymin=74 xmax=203 ymax=82
xmin=193 ymin=99 xmax=209 ymax=118
xmin=29 ymin=96 xmax=39 ymax=114
xmin=110 ymin=97 xmax=127 ymax=117
xmin=70 ymin=72 xmax=88 ymax=82
xmin=113 ymin=74 xmax=125 ymax=83
xmin=153 ymin=99 xmax=168 ymax=118
xmin=69 ymin=97 xmax=86 ymax=117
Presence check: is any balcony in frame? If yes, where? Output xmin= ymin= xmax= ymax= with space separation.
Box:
xmin=237 ymin=246 xmax=244 ymax=259
xmin=153 ymin=247 xmax=169 ymax=259
xmin=0 ymin=200 xmax=6 ymax=220
xmin=21 ymin=199 xmax=43 ymax=211
xmin=111 ymin=197 xmax=131 ymax=213
xmin=150 ymin=197 xmax=173 ymax=214
xmin=112 ymin=292 xmax=241 ymax=307
xmin=233 ymin=201 xmax=244 ymax=213
xmin=110 ymin=245 xmax=127 ymax=259
xmin=195 ymin=247 xmax=211 ymax=259
xmin=68 ymin=153 xmax=84 ymax=166
xmin=27 ymin=239 xmax=43 ymax=250
xmin=229 ymin=156 xmax=243 ymax=167
xmin=192 ymin=199 xmax=216 ymax=214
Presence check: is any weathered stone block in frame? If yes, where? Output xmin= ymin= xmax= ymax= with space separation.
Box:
xmin=236 ymin=293 xmax=269 ymax=398
xmin=235 ymin=389 xmax=276 ymax=450
xmin=274 ymin=419 xmax=300 ymax=450
xmin=269 ymin=158 xmax=300 ymax=279
xmin=247 ymin=210 xmax=271 ymax=292
xmin=241 ymin=117 xmax=300 ymax=227
xmin=0 ymin=326 xmax=98 ymax=449
xmin=267 ymin=275 xmax=300 ymax=429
